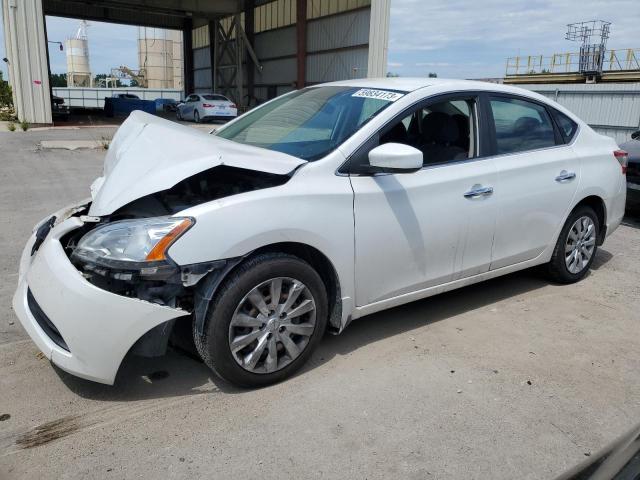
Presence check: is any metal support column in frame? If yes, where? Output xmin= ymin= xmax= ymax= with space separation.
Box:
xmin=245 ymin=0 xmax=255 ymax=105
xmin=296 ymin=0 xmax=307 ymax=89
xmin=183 ymin=17 xmax=194 ymax=95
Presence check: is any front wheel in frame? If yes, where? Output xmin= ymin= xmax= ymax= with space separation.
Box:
xmin=194 ymin=253 xmax=328 ymax=387
xmin=546 ymin=206 xmax=599 ymax=283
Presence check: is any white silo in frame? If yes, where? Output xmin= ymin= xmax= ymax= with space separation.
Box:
xmin=65 ymin=21 xmax=93 ymax=87
xmin=138 ymin=27 xmax=183 ymax=89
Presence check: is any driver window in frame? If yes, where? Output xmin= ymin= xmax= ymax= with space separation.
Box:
xmin=380 ymin=98 xmax=477 ymax=165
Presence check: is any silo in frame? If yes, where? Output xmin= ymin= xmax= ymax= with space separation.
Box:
xmin=65 ymin=21 xmax=92 ymax=87
xmin=138 ymin=27 xmax=183 ymax=89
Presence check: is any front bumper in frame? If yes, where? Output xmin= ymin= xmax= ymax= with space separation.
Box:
xmin=12 ymin=215 xmax=188 ymax=385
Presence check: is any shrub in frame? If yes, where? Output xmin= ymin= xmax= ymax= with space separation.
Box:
xmin=7 ymin=122 xmax=16 ymax=132
xmin=19 ymin=119 xmax=29 ymax=131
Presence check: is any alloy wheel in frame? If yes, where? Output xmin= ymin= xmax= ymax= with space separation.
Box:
xmin=228 ymin=277 xmax=317 ymax=374
xmin=565 ymin=216 xmax=596 ymax=274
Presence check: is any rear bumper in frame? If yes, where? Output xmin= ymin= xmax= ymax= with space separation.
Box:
xmin=202 ymin=108 xmax=237 ymax=120
xmin=12 ymin=216 xmax=188 ymax=385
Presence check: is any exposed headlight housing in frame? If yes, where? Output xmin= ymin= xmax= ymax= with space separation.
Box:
xmin=71 ymin=216 xmax=193 ymax=269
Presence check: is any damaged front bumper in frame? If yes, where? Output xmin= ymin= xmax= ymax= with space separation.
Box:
xmin=12 ymin=213 xmax=189 ymax=385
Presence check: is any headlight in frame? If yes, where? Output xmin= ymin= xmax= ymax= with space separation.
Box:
xmin=72 ymin=216 xmax=193 ymax=267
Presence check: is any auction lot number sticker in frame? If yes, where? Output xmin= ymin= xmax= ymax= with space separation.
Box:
xmin=352 ymin=89 xmax=404 ymax=102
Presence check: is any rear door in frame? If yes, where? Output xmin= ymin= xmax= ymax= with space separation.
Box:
xmin=487 ymin=94 xmax=580 ymax=269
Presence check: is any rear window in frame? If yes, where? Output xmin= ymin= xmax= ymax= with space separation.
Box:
xmin=203 ymin=95 xmax=229 ymax=101
xmin=552 ymin=109 xmax=578 ymax=142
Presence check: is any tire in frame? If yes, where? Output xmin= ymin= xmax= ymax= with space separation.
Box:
xmin=546 ymin=206 xmax=599 ymax=284
xmin=194 ymin=253 xmax=328 ymax=387
xmin=194 ymin=110 xmax=200 ymax=123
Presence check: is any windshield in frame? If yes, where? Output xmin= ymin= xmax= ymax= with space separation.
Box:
xmin=215 ymin=86 xmax=405 ymax=161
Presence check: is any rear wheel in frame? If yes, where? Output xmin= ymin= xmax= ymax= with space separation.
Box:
xmin=546 ymin=206 xmax=599 ymax=283
xmin=194 ymin=253 xmax=328 ymax=387
xmin=194 ymin=110 xmax=200 ymax=123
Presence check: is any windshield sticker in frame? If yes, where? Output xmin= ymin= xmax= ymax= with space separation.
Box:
xmin=351 ymin=89 xmax=404 ymax=102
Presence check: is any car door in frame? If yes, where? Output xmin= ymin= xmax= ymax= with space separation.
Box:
xmin=486 ymin=94 xmax=580 ymax=270
xmin=183 ymin=95 xmax=197 ymax=119
xmin=347 ymin=94 xmax=499 ymax=307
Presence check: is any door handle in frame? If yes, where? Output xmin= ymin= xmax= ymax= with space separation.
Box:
xmin=464 ymin=185 xmax=494 ymax=198
xmin=555 ymin=170 xmax=576 ymax=182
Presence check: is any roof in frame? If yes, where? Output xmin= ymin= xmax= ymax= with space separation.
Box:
xmin=319 ymin=77 xmax=544 ymax=96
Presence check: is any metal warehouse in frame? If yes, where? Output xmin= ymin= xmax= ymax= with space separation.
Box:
xmin=1 ymin=0 xmax=391 ymax=124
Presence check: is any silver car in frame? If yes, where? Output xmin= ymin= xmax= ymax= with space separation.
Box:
xmin=177 ymin=93 xmax=238 ymax=123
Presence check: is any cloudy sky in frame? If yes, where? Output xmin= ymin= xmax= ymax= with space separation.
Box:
xmin=1 ymin=0 xmax=639 ymax=81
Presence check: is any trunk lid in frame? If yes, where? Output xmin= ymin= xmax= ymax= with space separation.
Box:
xmin=88 ymin=110 xmax=305 ymax=216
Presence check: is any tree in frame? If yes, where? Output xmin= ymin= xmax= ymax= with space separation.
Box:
xmin=0 ymin=71 xmax=13 ymax=108
xmin=386 ymin=72 xmax=400 ymax=78
xmin=49 ymin=73 xmax=67 ymax=87
xmin=428 ymin=72 xmax=438 ymax=78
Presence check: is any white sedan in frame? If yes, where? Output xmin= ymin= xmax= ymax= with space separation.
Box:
xmin=13 ymin=79 xmax=627 ymax=387
xmin=176 ymin=93 xmax=237 ymax=123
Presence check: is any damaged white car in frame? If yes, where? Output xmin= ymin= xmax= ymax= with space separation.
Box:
xmin=13 ymin=79 xmax=627 ymax=387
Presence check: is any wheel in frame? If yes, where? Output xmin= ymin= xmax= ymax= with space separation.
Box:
xmin=176 ymin=110 xmax=182 ymax=121
xmin=546 ymin=206 xmax=599 ymax=283
xmin=194 ymin=253 xmax=328 ymax=387
xmin=194 ymin=110 xmax=200 ymax=123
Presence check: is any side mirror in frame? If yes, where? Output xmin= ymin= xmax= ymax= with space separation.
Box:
xmin=632 ymin=130 xmax=640 ymax=140
xmin=368 ymin=143 xmax=423 ymax=173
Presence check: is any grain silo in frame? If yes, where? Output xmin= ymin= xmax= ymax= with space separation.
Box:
xmin=65 ymin=21 xmax=93 ymax=87
xmin=138 ymin=27 xmax=183 ymax=89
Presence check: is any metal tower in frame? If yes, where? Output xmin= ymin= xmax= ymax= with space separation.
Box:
xmin=565 ymin=20 xmax=611 ymax=76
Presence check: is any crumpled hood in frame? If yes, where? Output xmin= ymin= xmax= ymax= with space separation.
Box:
xmin=88 ymin=111 xmax=305 ymax=216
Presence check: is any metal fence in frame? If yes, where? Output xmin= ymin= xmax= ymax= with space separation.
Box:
xmin=506 ymin=49 xmax=640 ymax=76
xmin=518 ymin=82 xmax=640 ymax=144
xmin=52 ymin=87 xmax=183 ymax=109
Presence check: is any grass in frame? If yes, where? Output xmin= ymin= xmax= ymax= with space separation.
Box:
xmin=7 ymin=122 xmax=15 ymax=132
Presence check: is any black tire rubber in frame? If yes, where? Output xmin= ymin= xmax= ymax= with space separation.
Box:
xmin=194 ymin=253 xmax=328 ymax=388
xmin=546 ymin=205 xmax=599 ymax=284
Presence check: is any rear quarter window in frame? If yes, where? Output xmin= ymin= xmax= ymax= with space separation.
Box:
xmin=552 ymin=109 xmax=579 ymax=143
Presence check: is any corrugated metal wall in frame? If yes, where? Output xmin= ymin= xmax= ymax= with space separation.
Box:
xmin=186 ymin=0 xmax=389 ymax=103
xmin=519 ymin=83 xmax=640 ymax=144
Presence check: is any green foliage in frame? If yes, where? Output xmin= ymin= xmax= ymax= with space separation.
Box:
xmin=19 ymin=119 xmax=29 ymax=131
xmin=386 ymin=72 xmax=400 ymax=78
xmin=7 ymin=122 xmax=16 ymax=132
xmin=0 ymin=71 xmax=13 ymax=108
xmin=428 ymin=72 xmax=438 ymax=78
xmin=49 ymin=73 xmax=68 ymax=87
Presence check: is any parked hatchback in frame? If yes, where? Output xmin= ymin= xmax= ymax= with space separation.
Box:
xmin=177 ymin=93 xmax=238 ymax=123
xmin=13 ymin=79 xmax=627 ymax=387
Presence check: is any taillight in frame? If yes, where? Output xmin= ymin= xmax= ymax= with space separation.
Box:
xmin=614 ymin=150 xmax=628 ymax=174
xmin=202 ymin=103 xmax=213 ymax=108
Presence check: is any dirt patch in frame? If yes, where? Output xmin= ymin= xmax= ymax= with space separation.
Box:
xmin=15 ymin=415 xmax=81 ymax=449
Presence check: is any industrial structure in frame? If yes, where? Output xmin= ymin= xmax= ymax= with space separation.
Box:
xmin=1 ymin=0 xmax=390 ymax=124
xmin=65 ymin=20 xmax=93 ymax=87
xmin=505 ymin=20 xmax=640 ymax=85
xmin=138 ymin=27 xmax=183 ymax=89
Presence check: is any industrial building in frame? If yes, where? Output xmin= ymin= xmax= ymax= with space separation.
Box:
xmin=1 ymin=0 xmax=390 ymax=124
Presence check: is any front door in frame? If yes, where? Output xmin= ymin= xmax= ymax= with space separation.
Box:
xmin=348 ymin=95 xmax=498 ymax=307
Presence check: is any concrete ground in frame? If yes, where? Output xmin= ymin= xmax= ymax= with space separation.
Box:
xmin=1 ymin=127 xmax=639 ymax=480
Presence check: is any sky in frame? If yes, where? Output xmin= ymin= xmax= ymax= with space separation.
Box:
xmin=1 ymin=0 xmax=639 ymax=81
